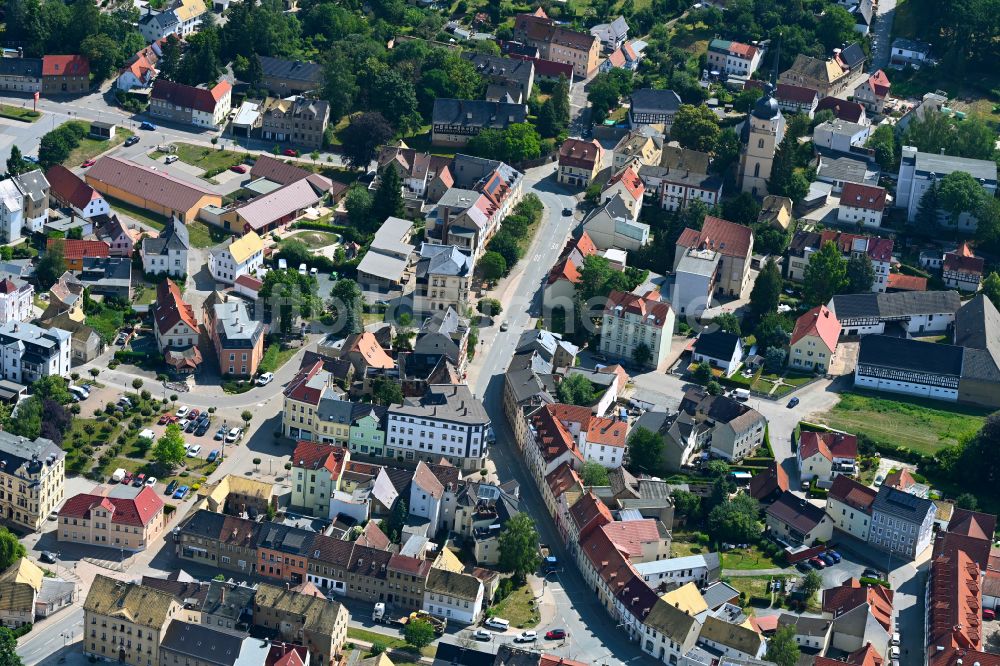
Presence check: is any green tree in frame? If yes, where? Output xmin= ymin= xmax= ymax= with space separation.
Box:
xmin=982 ymin=272 xmax=1000 ymax=309
xmin=672 ymin=489 xmax=701 ymax=519
xmin=403 ymin=620 xmax=436 ymax=649
xmin=331 ymin=278 xmax=364 ymax=335
xmin=632 ymin=342 xmax=653 ymax=367
xmin=803 ymin=240 xmax=848 ymax=306
xmin=712 ymin=312 xmax=741 ymax=335
xmin=587 ymin=69 xmax=632 ymax=124
xmin=671 ymin=104 xmax=721 ymax=152
xmin=627 ymin=427 xmax=664 ymax=475
xmin=707 ymin=493 xmax=760 ymax=543
xmin=477 ymin=298 xmax=503 ymax=318
xmin=241 ymin=410 xmax=253 ymax=430
xmin=260 ymin=269 xmax=321 ymax=335
xmin=5 ymin=146 xmax=26 ymax=177
xmin=817 ymin=6 xmax=856 ymax=49
xmin=479 ymin=252 xmax=507 ymax=281
xmin=721 ymin=192 xmax=760 ymax=227
xmin=552 ymin=75 xmax=571 ymax=128
xmin=36 ymin=243 xmax=67 ymax=291
xmin=955 ymin=493 xmax=979 ymax=510
xmin=916 ymin=181 xmax=941 ymax=231
xmin=486 ymin=231 xmax=521 ymax=273
xmin=938 ymin=171 xmax=985 ymax=226
xmin=341 ymin=112 xmax=393 ymax=169
xmin=371 ymin=162 xmax=404 ymax=224
xmin=0 ymin=527 xmax=26 ymax=571
xmin=764 ymin=346 xmax=787 ymax=372
xmin=866 ymin=124 xmax=897 ymax=171
xmin=536 ymin=99 xmax=561 ymax=138
xmin=765 ymin=626 xmax=801 ymax=666
xmin=754 ymin=312 xmax=792 ymax=352
xmin=80 ymin=33 xmax=120 ymax=82
xmin=706 ymin=380 xmax=723 ymax=395
xmin=38 ymin=130 xmax=71 ymax=170
xmin=767 ymin=137 xmax=797 ymax=198
xmin=845 ymin=254 xmax=875 ymax=293
xmin=466 ymin=123 xmax=542 ymax=164
xmin=786 ymin=172 xmax=810 ymax=203
xmin=344 ymin=185 xmax=375 ymax=233
xmin=801 ymin=570 xmax=823 ymax=597
xmin=955 ymin=412 xmax=1000 ymax=492
xmin=556 ymin=373 xmax=596 ymax=406
xmin=580 ymin=460 xmax=610 ymax=486
xmin=711 ymin=129 xmax=741 ymax=177
xmin=693 ymin=361 xmax=713 ymax=383
xmin=497 ymin=513 xmax=541 ymax=582
xmin=371 ymin=376 xmax=403 ymax=406
xmin=0 ymin=625 xmax=22 ymax=666
xmin=152 ymin=424 xmax=187 ymax=470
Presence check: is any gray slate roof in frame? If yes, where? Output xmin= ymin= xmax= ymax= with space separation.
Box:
xmin=160 ymin=620 xmax=245 ymax=666
xmin=629 ymin=89 xmax=681 ymax=114
xmin=432 ymin=99 xmax=528 ymax=130
xmin=872 ymin=485 xmax=935 ymax=523
xmin=857 ymin=335 xmax=964 ymax=377
xmin=829 ymin=290 xmax=961 ymax=321
xmin=257 ymin=56 xmax=322 ymax=86
xmin=143 ymin=217 xmax=190 ymax=256
xmin=390 ymin=384 xmax=488 ymax=425
xmin=416 ymin=243 xmax=472 ymax=278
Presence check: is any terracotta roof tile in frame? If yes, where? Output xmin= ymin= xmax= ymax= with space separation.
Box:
xmin=678 ymin=216 xmax=753 ymax=258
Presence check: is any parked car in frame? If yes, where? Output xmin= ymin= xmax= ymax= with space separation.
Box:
xmin=214 ymin=426 xmax=228 ymax=441
xmin=124 ymin=136 xmax=140 ymax=147
xmin=122 ymin=472 xmax=133 ymax=485
xmin=819 ymin=553 xmax=835 ymax=566
xmin=185 ymin=419 xmax=199 ymax=433
xmin=514 ymin=631 xmax=537 ymax=643
xmin=826 ymin=550 xmax=842 ymax=563
xmin=229 ymin=164 xmax=247 ymax=173
xmin=195 ymin=423 xmax=210 ymax=437
xmin=139 ymin=121 xmax=156 ymax=130
xmin=890 ymin=646 xmax=900 ymax=660
xmin=176 ymin=406 xmax=190 ymax=418
xmin=164 ymin=155 xmax=179 ymax=164
xmin=256 ymin=372 xmax=274 ymax=386
xmin=165 ymin=480 xmax=178 ymax=495
xmin=809 ymin=556 xmax=826 ymax=569
xmin=545 ymin=629 xmax=566 ymax=640
xmin=39 ymin=551 xmax=57 ymax=564
xmin=207 ymin=450 xmax=221 ymax=463
xmin=284 ymin=148 xmax=298 ymax=157
xmin=891 ymin=633 xmax=900 ymax=646
xmin=874 ymin=474 xmax=884 ymax=488
xmin=172 ymin=485 xmax=189 ymax=499
xmin=984 ymin=608 xmax=996 ymax=621
xmin=472 ymin=629 xmax=491 ymax=642
xmin=500 ymin=321 xmax=509 ymax=332
xmin=81 ymin=159 xmax=96 ymax=168
xmin=186 ymin=445 xmax=202 ymax=457
xmin=132 ymin=473 xmax=145 ymax=487
xmin=787 ymin=397 xmax=800 ymax=408
xmin=189 ymin=409 xmax=200 ymax=419
xmin=796 ymin=561 xmax=812 ymax=573
xmin=145 ymin=477 xmax=157 ymax=487
xmin=863 ymin=567 xmax=882 ymax=579
xmin=562 ymin=207 xmax=573 ymax=216
xmin=225 ymin=427 xmax=243 ymax=444
xmin=158 ymin=413 xmax=174 ymax=425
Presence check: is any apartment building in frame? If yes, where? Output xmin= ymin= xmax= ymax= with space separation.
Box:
xmin=788 ymin=230 xmax=893 ymax=292
xmin=423 ymin=568 xmax=484 ymax=624
xmin=826 ymin=475 xmax=876 ymax=541
xmin=868 ymin=485 xmax=935 ymax=559
xmin=0 ymin=57 xmax=42 ymax=93
xmin=175 ymin=510 xmax=261 ymax=577
xmin=152 ymin=279 xmax=201 ymax=374
xmin=386 ymin=384 xmax=490 ymax=471
xmin=258 ymin=56 xmax=323 ymax=96
xmin=141 ymin=218 xmax=190 ymax=278
xmin=512 ymin=9 xmax=601 ymax=78
xmin=150 ymin=79 xmax=232 ymax=128
xmin=897 ymin=146 xmax=998 ymax=228
xmin=208 ymin=231 xmax=264 ymax=285
xmin=837 ymin=183 xmax=888 ymax=229
xmin=431 ymin=99 xmax=528 ymax=147
xmin=260 ymin=96 xmax=331 ymax=150
xmin=58 ymin=485 xmax=165 ymax=552
xmin=0 ymin=321 xmax=71 ymax=382
xmin=254 ymin=584 xmax=349 ymax=665
xmin=706 ymin=39 xmax=763 ymax=78
xmin=41 ymin=55 xmax=89 ymax=95
xmin=600 ymin=290 xmax=674 ymax=370
xmin=413 ymin=244 xmax=474 ymax=316
xmin=290 ymin=441 xmax=348 ymax=517
xmin=0 ymin=432 xmax=65 ymax=532
xmin=207 ymin=297 xmax=265 ymax=378
xmin=83 ymin=575 xmax=182 ymax=666
xmin=675 ymin=216 xmax=754 ymax=299
xmin=282 ymin=361 xmax=335 ymax=440
xmin=0 ymin=277 xmax=33 ymax=324
xmin=557 ymin=138 xmax=603 ymax=188
xmin=256 ymin=523 xmax=315 ymax=583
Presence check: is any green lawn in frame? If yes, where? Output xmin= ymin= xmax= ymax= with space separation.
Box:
xmin=106 ymin=195 xmax=167 ymax=231
xmin=0 ymin=104 xmax=41 ymax=123
xmin=86 ymin=306 xmax=125 ymax=344
xmin=721 ymin=545 xmax=780 ymax=571
xmin=726 ymin=575 xmax=789 ymax=607
xmin=65 ymin=124 xmax=133 ymax=166
xmin=132 ymin=282 xmax=158 ymax=305
xmin=187 ymin=220 xmax=225 ymax=249
xmin=172 ymin=143 xmax=246 ymax=176
xmin=345 ymin=628 xmax=435 ymax=658
xmin=259 ymin=344 xmax=301 ymax=374
xmin=670 ymin=531 xmax=711 ymax=557
xmin=285 ymin=230 xmax=340 ymax=249
xmin=490 ymin=583 xmax=540 ymax=628
xmin=814 ymin=391 xmax=989 ymax=457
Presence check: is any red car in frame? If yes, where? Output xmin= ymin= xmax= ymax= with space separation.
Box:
xmin=283 ymin=149 xmax=298 ymax=157
xmin=81 ymin=159 xmax=96 ymax=168
xmin=230 ymin=164 xmax=247 ymax=173
xmin=189 ymin=409 xmax=200 ymax=419
xmin=158 ymin=414 xmax=174 ymax=425
xmin=985 ymin=608 xmax=996 ymax=621
xmin=122 ymin=472 xmax=133 ymax=485
xmin=809 ymin=556 xmax=827 ymax=569
xmin=545 ymin=629 xmax=566 ymax=640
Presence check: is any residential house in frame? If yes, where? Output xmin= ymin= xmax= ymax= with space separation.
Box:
xmin=431 ymin=99 xmax=528 ymax=147
xmin=141 ymin=217 xmax=190 ymax=277
xmin=0 ymin=321 xmax=72 ymax=383
xmin=83 ymin=575 xmax=182 ymax=666
xmin=942 ymin=242 xmax=984 ymax=292
xmin=600 ymin=42 xmax=643 ymax=72
xmin=258 ymin=56 xmax=323 ymax=96
xmin=774 ymin=83 xmax=820 ymax=117
xmin=600 ymin=167 xmax=644 ymax=224
xmin=58 ymin=486 xmax=165 ymax=551
xmin=640 ymin=594 xmax=703 ymax=664
xmin=813 ymin=120 xmax=872 ymax=154
xmin=348 ymin=404 xmax=387 ymax=459
xmin=339 ymin=331 xmax=394 ymax=375
xmin=758 ymin=195 xmax=793 ymax=231
xmin=789 ymin=305 xmax=841 ymax=373
xmin=198 ymin=580 xmax=254 ymax=636
xmin=259 ymin=96 xmax=330 ymax=150
xmin=826 ymin=475 xmax=876 ymax=541
xmin=172 ymin=0 xmax=206 ymax=35
xmin=138 ymin=9 xmax=180 ymax=42
xmin=582 ymin=195 xmax=650 ymax=251
xmin=637 ymin=164 xmax=723 ymax=212
xmin=674 ymin=216 xmax=754 ymax=299
xmin=157 ymin=621 xmax=254 ymax=666
xmin=256 ymin=523 xmax=316 ymax=583
xmin=386 ymin=384 xmax=489 ymax=471
xmin=76 ymin=257 xmax=132 ymax=301
xmin=542 ymin=232 xmax=599 ymax=313
xmin=765 ymin=491 xmax=834 ymax=545
xmin=86 ymin=157 xmax=222 ymax=223
xmin=174 ymin=511 xmax=261 ymax=576
xmin=116 ymin=46 xmax=158 ymax=92
xmin=788 ymin=231 xmax=893 ymax=291
xmin=41 ymin=55 xmax=89 ymax=95
xmin=290 ymin=441 xmax=347 ymax=517
xmin=888 ymin=38 xmax=932 ymax=68
xmin=823 ymin=578 xmax=894 ymax=650
xmin=853 ymin=70 xmax=890 ymax=113
xmin=816 ymin=153 xmax=880 ymax=193
xmin=95 ymin=216 xmax=144 ymax=257
xmin=150 ymin=80 xmax=232 ymax=128
xmin=797 ymin=431 xmax=858 ymax=485
xmin=779 ymin=54 xmax=850 ymax=97
xmin=414 ymin=307 xmax=470 ymax=372
xmin=612 ymin=131 xmax=663 ymax=171
xmin=283 ymin=361 xmax=334 ymax=440
xmin=816 ymin=96 xmax=868 ymax=124
xmin=698 ymin=615 xmax=767 ymax=660
xmin=706 ymin=39 xmax=763 ymax=78
xmin=828 ymin=290 xmax=961 ymax=337
xmin=11 ymin=170 xmax=49 ymax=233
xmin=376 ymin=147 xmax=454 ymax=209
xmin=462 ymin=53 xmax=535 ymax=104
xmin=897 ymin=146 xmax=997 ymax=228
xmin=414 ymin=243 xmax=474 ymax=316
xmin=0 ymin=57 xmax=42 ymax=93
xmin=423 ymin=568 xmax=484 ymax=624
xmin=749 ymin=461 xmax=789 ymax=504
xmin=0 ymin=558 xmax=74 ymax=628
xmin=670 ymin=387 xmax=766 ymax=463
xmin=868 ymin=485 xmax=935 ymax=558
xmin=628 ymin=89 xmax=682 ymax=131
xmin=207 ymin=297 xmax=265 ymax=378
xmin=0 ymin=277 xmax=33 ymax=325
xmin=153 ymin=279 xmax=202 ymax=374
xmin=253 ymin=584 xmax=348 ymax=664
xmin=208 ymin=231 xmax=264 ymax=285
xmin=838 ymin=183 xmax=888 ymax=228
xmin=220 ymin=174 xmax=330 ymax=235
xmin=557 ymin=138 xmax=602 ymax=188
xmin=0 ymin=431 xmax=65 ymax=532
xmin=590 ymin=16 xmax=629 ymax=51
xmin=600 ymin=290 xmax=674 ymax=369
xmin=48 ymin=239 xmax=110 ymax=272
xmin=633 ymin=553 xmax=721 ymax=591
xmin=512 ymin=9 xmax=601 ymax=78
xmin=691 ymin=330 xmax=744 ymax=377
xmin=548 ymin=403 xmax=628 ymax=468
xmin=776 ymin=614 xmax=833 ymax=652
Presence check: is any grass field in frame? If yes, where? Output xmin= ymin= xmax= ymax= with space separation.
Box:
xmin=490 ymin=583 xmax=541 ymax=628
xmin=172 ymin=143 xmax=246 ymax=175
xmin=814 ymin=391 xmax=989 ymax=456
xmin=726 ymin=575 xmax=789 ymax=607
xmin=286 ymin=230 xmax=340 ymax=249
xmin=259 ymin=344 xmax=300 ymax=374
xmin=187 ymin=220 xmax=226 ymax=248
xmin=132 ymin=282 xmax=158 ymax=306
xmin=106 ymin=195 xmax=167 ymax=231
xmin=670 ymin=531 xmax=710 ymax=557
xmin=721 ymin=545 xmax=780 ymax=571
xmin=345 ymin=628 xmax=436 ymax=658
xmin=0 ymin=104 xmax=41 ymax=122
xmin=65 ymin=125 xmax=133 ymax=167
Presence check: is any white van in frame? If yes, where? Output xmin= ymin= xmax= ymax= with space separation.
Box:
xmin=484 ymin=617 xmax=510 ymax=631
xmin=278 ymin=258 xmax=288 ymax=270
xmin=733 ymin=388 xmax=750 ymax=401
xmin=310 ymin=267 xmax=318 ymax=277
xmin=298 ymin=263 xmax=307 ymax=275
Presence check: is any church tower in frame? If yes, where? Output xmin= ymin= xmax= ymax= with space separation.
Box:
xmin=739 ymin=85 xmax=785 ymax=196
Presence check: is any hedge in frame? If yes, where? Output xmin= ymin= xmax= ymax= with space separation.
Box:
xmin=291 ymin=220 xmax=366 ymax=245
xmin=859 ymin=576 xmax=891 ymax=589
xmin=748 ymin=595 xmax=771 ymax=607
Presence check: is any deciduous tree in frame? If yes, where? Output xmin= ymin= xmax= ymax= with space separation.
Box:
xmin=766 ymin=626 xmax=801 ymax=666
xmin=627 ymin=427 xmax=664 ymax=475
xmin=803 ymin=240 xmax=847 ymax=306
xmin=845 ymin=254 xmax=876 ymax=294
xmin=341 ymin=112 xmax=393 ymax=169
xmin=580 ymin=460 xmax=610 ymax=486
xmin=497 ymin=513 xmax=541 ymax=582
xmin=671 ymin=104 xmax=721 ymax=152
xmin=153 ymin=424 xmax=187 ymax=470
xmin=748 ymin=258 xmax=782 ymax=325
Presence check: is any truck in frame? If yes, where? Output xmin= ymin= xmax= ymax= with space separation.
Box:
xmin=111 ymin=468 xmax=127 ymax=483
xmin=372 ymin=604 xmax=446 ymax=635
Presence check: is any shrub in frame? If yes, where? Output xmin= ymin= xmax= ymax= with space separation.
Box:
xmin=859 ymin=576 xmax=890 ymax=588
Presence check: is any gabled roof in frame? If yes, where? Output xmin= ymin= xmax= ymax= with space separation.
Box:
xmin=42 ymin=54 xmax=89 ymax=77
xmin=226 ymin=231 xmax=263 ymax=265
xmin=677 ymin=216 xmax=753 ymax=259
xmin=568 ymin=491 xmax=612 ymax=537
xmin=765 ymin=491 xmax=828 ymax=533
xmin=47 ymin=238 xmax=110 ymax=261
xmin=291 ymin=441 xmax=346 ymax=477
xmin=59 ymin=486 xmax=164 ymax=527
xmin=693 ymin=330 xmax=742 ymax=361
xmin=46 ymin=164 xmax=102 ymax=210
xmin=153 ymin=279 xmax=197 ymax=336
xmin=822 ymin=578 xmax=894 ymax=631
xmin=947 ymin=507 xmax=997 ymax=542
xmin=600 ymin=519 xmax=662 ymax=558
xmin=791 ymin=305 xmax=841 ymax=350
xmin=558 ymin=138 xmax=602 ymax=169
xmin=143 ymin=217 xmax=190 ymax=256
xmin=603 ymin=290 xmax=672 ymax=328
xmin=85 ymin=575 xmax=177 ymax=628
xmin=605 ymin=166 xmax=644 ymax=201
xmin=341 ymin=331 xmax=394 ymax=369
xmin=828 ymin=475 xmax=877 ymax=512
xmin=249 ymin=154 xmax=312 ymax=186
xmin=775 ymin=83 xmax=820 ymax=104
xmin=817 ymin=96 xmax=866 ymax=123
xmin=799 ymin=430 xmax=858 ymax=461
xmin=700 ymin=614 xmax=765 ymax=656
xmin=749 ymin=461 xmax=789 ymax=500
xmin=840 ymin=183 xmax=887 ymax=212
xmin=88 ymin=157 xmax=216 ymax=213
xmin=257 ymin=56 xmax=322 ymax=85
xmin=413 ymin=461 xmax=445 ymax=499
xmin=151 ymin=79 xmax=230 ymax=113
xmin=886 ymin=273 xmax=927 ymax=291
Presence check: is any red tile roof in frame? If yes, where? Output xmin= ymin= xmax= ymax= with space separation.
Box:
xmin=943 ymin=245 xmax=985 ymax=276
xmin=531 ymin=405 xmax=584 ymax=465
xmin=818 ymin=230 xmax=893 ymax=262
xmin=887 ymin=273 xmax=928 ymax=291
xmin=234 ymin=274 xmax=263 ymax=291
xmin=749 ymin=461 xmax=789 ymax=500
xmin=558 ymin=138 xmax=602 ymax=170
xmin=606 ymin=166 xmax=644 ymax=201
xmin=601 ymin=519 xmax=662 ymax=558
xmin=569 ymin=491 xmax=613 ymax=541
xmin=342 ymin=331 xmax=394 ymax=369
xmin=59 ymin=486 xmax=163 ymax=527
xmin=266 ymin=645 xmax=307 ymax=666
xmin=388 ymin=554 xmax=431 ymax=577
xmin=356 ymin=520 xmax=390 ymax=550
xmin=546 ymin=462 xmax=582 ymax=497
xmin=0 ymin=279 xmax=17 ymax=295
xmin=948 ymin=508 xmax=997 ymax=542
xmin=828 ymin=475 xmax=877 ymax=512
xmin=540 ymin=656 xmax=589 ymax=666
xmin=822 ymin=578 xmax=894 ymax=631
xmin=677 ymin=216 xmax=753 ymax=259
xmin=284 ymin=361 xmax=326 ymax=404
xmin=603 ymin=290 xmax=673 ymax=328
xmin=151 ymin=79 xmax=231 ymax=113
xmin=799 ymin=431 xmax=858 ymax=462
xmin=817 ymin=96 xmax=866 ymax=123
xmin=840 ymin=183 xmax=888 ymax=212
xmin=42 ymin=54 xmax=89 ymax=77
xmin=547 ymin=256 xmax=580 ymax=285
xmin=883 ymin=468 xmax=916 ymax=490
xmin=775 ymin=83 xmax=819 ymax=104
xmin=291 ymin=441 xmax=347 ymax=477
xmin=153 ymin=278 xmax=198 ymax=336
xmin=547 ymin=404 xmax=627 ymax=447
xmin=868 ymin=69 xmax=891 ymax=97
xmin=46 ymin=164 xmax=102 ymax=211
xmin=928 ymin=547 xmax=983 ymax=653
xmin=573 ymin=231 xmax=598 ymax=257
xmin=790 ymin=305 xmax=842 ymax=350
xmin=46 ymin=238 xmax=110 ymax=261
xmin=579 ymin=526 xmax=637 ymax=590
